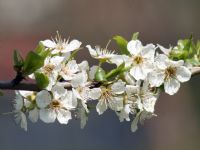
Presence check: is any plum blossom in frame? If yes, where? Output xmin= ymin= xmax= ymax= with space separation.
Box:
xmin=90 ymin=80 xmax=126 ymax=115
xmin=148 ymin=54 xmax=191 ymax=95
xmin=36 ymin=84 xmax=77 ymax=124
xmin=127 ymin=40 xmax=156 ymax=80
xmin=41 ymin=33 xmax=82 ymax=54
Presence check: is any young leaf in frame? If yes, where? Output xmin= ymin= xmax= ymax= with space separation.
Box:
xmin=13 ymin=50 xmax=24 ymax=72
xmin=113 ymin=35 xmax=130 ymax=55
xmin=95 ymin=67 xmax=107 ymax=82
xmin=35 ymin=72 xmax=49 ymax=89
xmin=106 ymin=62 xmax=125 ymax=79
xmin=132 ymin=32 xmax=139 ymax=40
xmin=35 ymin=42 xmax=50 ymax=58
xmin=23 ymin=51 xmax=45 ymax=75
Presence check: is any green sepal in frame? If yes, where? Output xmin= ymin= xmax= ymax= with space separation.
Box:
xmin=132 ymin=32 xmax=139 ymax=40
xmin=34 ymin=72 xmax=49 ymax=89
xmin=95 ymin=67 xmax=107 ymax=82
xmin=113 ymin=35 xmax=130 ymax=55
xmin=106 ymin=62 xmax=125 ymax=79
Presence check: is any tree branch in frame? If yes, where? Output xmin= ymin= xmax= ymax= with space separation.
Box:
xmin=0 ymin=67 xmax=200 ymax=92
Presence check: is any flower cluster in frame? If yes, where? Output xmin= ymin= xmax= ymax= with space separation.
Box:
xmin=13 ymin=33 xmax=192 ymax=132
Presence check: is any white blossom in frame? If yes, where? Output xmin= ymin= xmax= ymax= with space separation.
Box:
xmin=86 ymin=45 xmax=116 ymax=61
xmin=91 ymin=80 xmax=126 ymax=115
xmin=41 ymin=33 xmax=81 ymax=54
xmin=148 ymin=54 xmax=191 ymax=95
xmin=13 ymin=91 xmax=27 ymax=131
xmin=38 ymin=56 xmax=64 ymax=90
xmin=127 ymin=40 xmax=156 ymax=80
xmin=36 ymin=84 xmax=76 ymax=124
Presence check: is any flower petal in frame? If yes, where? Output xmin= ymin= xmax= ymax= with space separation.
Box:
xmin=28 ymin=108 xmax=39 ymax=123
xmin=130 ymin=66 xmax=146 ymax=80
xmin=109 ymin=96 xmax=124 ymax=111
xmin=96 ymin=99 xmax=107 ymax=115
xmin=164 ymin=78 xmax=180 ymax=95
xmin=111 ymin=80 xmax=126 ymax=94
xmin=57 ymin=109 xmax=72 ymax=124
xmin=39 ymin=109 xmax=56 ymax=123
xmin=36 ymin=90 xmax=51 ymax=108
xmin=127 ymin=40 xmax=142 ymax=55
xmin=41 ymin=40 xmax=56 ymax=48
xmin=176 ymin=66 xmax=191 ymax=82
xmin=148 ymin=71 xmax=165 ymax=87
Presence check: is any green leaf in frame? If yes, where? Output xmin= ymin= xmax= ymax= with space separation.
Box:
xmin=13 ymin=50 xmax=24 ymax=71
xmin=35 ymin=42 xmax=45 ymax=53
xmin=106 ymin=62 xmax=125 ymax=79
xmin=132 ymin=32 xmax=139 ymax=40
xmin=113 ymin=35 xmax=130 ymax=55
xmin=0 ymin=91 xmax=3 ymax=96
xmin=35 ymin=72 xmax=49 ymax=89
xmin=95 ymin=67 xmax=107 ymax=82
xmin=23 ymin=51 xmax=45 ymax=75
xmin=35 ymin=42 xmax=50 ymax=58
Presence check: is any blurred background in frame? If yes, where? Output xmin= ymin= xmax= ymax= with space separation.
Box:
xmin=0 ymin=0 xmax=200 ymax=150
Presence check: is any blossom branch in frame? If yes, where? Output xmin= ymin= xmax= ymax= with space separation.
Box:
xmin=0 ymin=66 xmax=200 ymax=92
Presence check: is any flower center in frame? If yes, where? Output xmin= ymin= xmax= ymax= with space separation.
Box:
xmin=133 ymin=55 xmax=143 ymax=65
xmin=44 ymin=64 xmax=55 ymax=75
xmin=165 ymin=66 xmax=176 ymax=79
xmin=50 ymin=100 xmax=61 ymax=109
xmin=56 ymin=43 xmax=65 ymax=51
xmin=101 ymin=87 xmax=112 ymax=101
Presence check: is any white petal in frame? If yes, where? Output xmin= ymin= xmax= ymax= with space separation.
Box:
xmin=142 ymin=96 xmax=157 ymax=113
xmin=15 ymin=112 xmax=27 ymax=131
xmin=126 ymin=85 xmax=138 ymax=96
xmin=116 ymin=104 xmax=131 ymax=122
xmin=148 ymin=71 xmax=165 ymax=87
xmin=86 ymin=45 xmax=97 ymax=57
xmin=14 ymin=92 xmax=24 ymax=110
xmin=157 ymin=44 xmax=171 ymax=55
xmin=111 ymin=80 xmax=126 ymax=94
xmin=39 ymin=109 xmax=56 ymax=123
xmin=155 ymin=54 xmax=168 ymax=69
xmin=131 ymin=113 xmax=140 ymax=132
xmin=57 ymin=109 xmax=72 ymax=124
xmin=130 ymin=66 xmax=146 ymax=80
xmin=89 ymin=65 xmax=98 ymax=80
xmin=141 ymin=44 xmax=155 ymax=61
xmin=109 ymin=96 xmax=124 ymax=111
xmin=50 ymin=56 xmax=64 ymax=65
xmin=28 ymin=108 xmax=39 ymax=123
xmin=176 ymin=66 xmax=191 ymax=82
xmin=71 ymin=71 xmax=87 ymax=88
xmin=110 ymin=55 xmax=131 ymax=67
xmin=51 ymin=84 xmax=67 ymax=100
xmin=41 ymin=40 xmax=56 ymax=48
xmin=18 ymin=91 xmax=33 ymax=98
xmin=124 ymin=72 xmax=136 ymax=85
xmin=79 ymin=107 xmax=88 ymax=129
xmin=66 ymin=39 xmax=82 ymax=52
xmin=63 ymin=90 xmax=77 ymax=109
xmin=164 ymin=78 xmax=180 ymax=95
xmin=89 ymin=88 xmax=101 ymax=100
xmin=96 ymin=99 xmax=107 ymax=115
xmin=127 ymin=40 xmax=142 ymax=55
xmin=36 ymin=90 xmax=51 ymax=108
xmin=79 ymin=61 xmax=89 ymax=71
